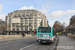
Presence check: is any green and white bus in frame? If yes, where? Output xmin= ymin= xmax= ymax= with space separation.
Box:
xmin=37 ymin=27 xmax=56 ymax=43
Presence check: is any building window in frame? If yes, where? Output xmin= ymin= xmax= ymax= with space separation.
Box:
xmin=39 ymin=23 xmax=42 ymax=26
xmin=9 ymin=17 xmax=11 ymax=23
xmin=30 ymin=10 xmax=34 ymax=13
xmin=26 ymin=11 xmax=29 ymax=13
xmin=12 ymin=29 xmax=15 ymax=31
xmin=39 ymin=20 xmax=42 ymax=23
xmin=38 ymin=13 xmax=41 ymax=15
xmin=39 ymin=19 xmax=42 ymax=24
xmin=25 ymin=23 xmax=28 ymax=26
xmin=12 ymin=23 xmax=15 ymax=31
xmin=25 ymin=29 xmax=28 ymax=31
xmin=16 ymin=23 xmax=19 ymax=31
xmin=34 ymin=29 xmax=37 ymax=31
xmin=22 ymin=14 xmax=25 ymax=17
xmin=30 ymin=13 xmax=33 ymax=16
xmin=34 ymin=20 xmax=37 ymax=23
xmin=34 ymin=18 xmax=37 ymax=20
xmin=29 ymin=21 xmax=32 ymax=23
xmin=26 ymin=13 xmax=29 ymax=16
xmin=34 ymin=13 xmax=37 ymax=15
xmin=25 ymin=20 xmax=28 ymax=23
xmin=23 ymin=11 xmax=25 ymax=13
xmin=21 ymin=23 xmax=23 ymax=26
xmin=25 ymin=26 xmax=28 ymax=31
xmin=34 ymin=25 xmax=37 ymax=28
xmin=29 ymin=18 xmax=32 ymax=20
xmin=39 ymin=18 xmax=42 ymax=20
xmin=25 ymin=21 xmax=28 ymax=23
xmin=39 ymin=16 xmax=42 ymax=18
xmin=12 ymin=23 xmax=15 ymax=27
xmin=21 ymin=27 xmax=23 ymax=31
xmin=25 ymin=18 xmax=28 ymax=20
xmin=34 ymin=16 xmax=37 ymax=18
xmin=21 ymin=19 xmax=24 ymax=23
xmin=29 ymin=18 xmax=32 ymax=23
xmin=18 ymin=14 xmax=21 ymax=17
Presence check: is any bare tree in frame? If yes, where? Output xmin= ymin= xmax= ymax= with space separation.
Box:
xmin=0 ymin=22 xmax=6 ymax=35
xmin=62 ymin=22 xmax=66 ymax=31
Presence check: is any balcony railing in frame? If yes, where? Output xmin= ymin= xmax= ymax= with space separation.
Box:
xmin=17 ymin=25 xmax=28 ymax=27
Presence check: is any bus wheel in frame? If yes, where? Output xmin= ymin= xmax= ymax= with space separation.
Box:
xmin=52 ymin=42 xmax=54 ymax=44
xmin=36 ymin=40 xmax=38 ymax=42
xmin=52 ymin=40 xmax=54 ymax=44
xmin=54 ymin=38 xmax=56 ymax=41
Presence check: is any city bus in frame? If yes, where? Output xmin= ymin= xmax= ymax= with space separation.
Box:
xmin=37 ymin=27 xmax=56 ymax=43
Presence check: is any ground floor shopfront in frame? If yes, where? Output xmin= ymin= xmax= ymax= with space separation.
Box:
xmin=6 ymin=31 xmax=37 ymax=35
xmin=69 ymin=28 xmax=75 ymax=34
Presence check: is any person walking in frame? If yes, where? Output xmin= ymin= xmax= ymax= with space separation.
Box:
xmin=34 ymin=31 xmax=36 ymax=35
xmin=56 ymin=32 xmax=58 ymax=37
xmin=22 ymin=32 xmax=24 ymax=37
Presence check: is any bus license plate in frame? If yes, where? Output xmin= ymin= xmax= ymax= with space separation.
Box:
xmin=42 ymin=41 xmax=46 ymax=43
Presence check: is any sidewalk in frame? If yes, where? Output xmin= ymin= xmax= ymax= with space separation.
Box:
xmin=0 ymin=35 xmax=35 ymax=43
xmin=58 ymin=36 xmax=75 ymax=50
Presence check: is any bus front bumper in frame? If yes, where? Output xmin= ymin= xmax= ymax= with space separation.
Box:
xmin=37 ymin=39 xmax=53 ymax=43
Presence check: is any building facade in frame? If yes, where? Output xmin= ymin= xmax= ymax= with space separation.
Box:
xmin=69 ymin=15 xmax=75 ymax=34
xmin=6 ymin=9 xmax=48 ymax=35
xmin=53 ymin=21 xmax=63 ymax=32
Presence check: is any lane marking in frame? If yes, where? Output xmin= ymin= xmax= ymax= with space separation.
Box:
xmin=20 ymin=43 xmax=38 ymax=50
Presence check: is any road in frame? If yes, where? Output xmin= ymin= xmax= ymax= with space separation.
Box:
xmin=0 ymin=36 xmax=58 ymax=50
xmin=58 ymin=35 xmax=75 ymax=50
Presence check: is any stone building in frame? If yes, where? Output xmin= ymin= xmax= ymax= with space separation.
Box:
xmin=6 ymin=9 xmax=49 ymax=35
xmin=69 ymin=15 xmax=75 ymax=34
xmin=53 ymin=21 xmax=63 ymax=32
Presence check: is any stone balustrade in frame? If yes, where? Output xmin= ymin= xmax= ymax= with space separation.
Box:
xmin=67 ymin=33 xmax=75 ymax=39
xmin=0 ymin=35 xmax=22 ymax=39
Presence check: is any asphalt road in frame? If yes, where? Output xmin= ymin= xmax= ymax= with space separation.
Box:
xmin=0 ymin=36 xmax=58 ymax=50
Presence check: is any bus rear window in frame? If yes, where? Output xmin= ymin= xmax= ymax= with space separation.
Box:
xmin=38 ymin=27 xmax=51 ymax=33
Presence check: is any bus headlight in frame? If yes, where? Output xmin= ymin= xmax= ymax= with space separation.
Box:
xmin=50 ymin=37 xmax=53 ymax=40
xmin=37 ymin=37 xmax=38 ymax=40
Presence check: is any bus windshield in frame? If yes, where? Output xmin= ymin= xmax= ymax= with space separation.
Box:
xmin=38 ymin=27 xmax=51 ymax=33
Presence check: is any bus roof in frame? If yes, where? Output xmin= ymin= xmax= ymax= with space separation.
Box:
xmin=37 ymin=27 xmax=56 ymax=31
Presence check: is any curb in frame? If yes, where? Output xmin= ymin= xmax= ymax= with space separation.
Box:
xmin=25 ymin=34 xmax=36 ymax=36
xmin=0 ymin=35 xmax=35 ymax=43
xmin=0 ymin=39 xmax=21 ymax=43
xmin=57 ymin=36 xmax=60 ymax=50
xmin=54 ymin=36 xmax=59 ymax=50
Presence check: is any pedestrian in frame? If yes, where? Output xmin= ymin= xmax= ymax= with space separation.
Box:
xmin=22 ymin=32 xmax=24 ymax=37
xmin=56 ymin=32 xmax=58 ymax=37
xmin=34 ymin=31 xmax=36 ymax=35
xmin=32 ymin=32 xmax=34 ymax=36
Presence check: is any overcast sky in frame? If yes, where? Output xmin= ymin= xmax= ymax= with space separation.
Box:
xmin=0 ymin=0 xmax=75 ymax=27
